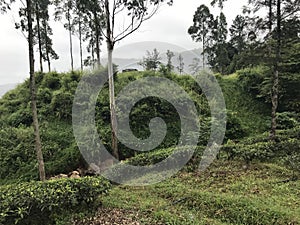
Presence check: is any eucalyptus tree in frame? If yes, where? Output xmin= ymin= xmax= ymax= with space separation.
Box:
xmin=41 ymin=19 xmax=59 ymax=72
xmin=97 ymin=0 xmax=173 ymax=159
xmin=205 ymin=12 xmax=229 ymax=73
xmin=84 ymin=0 xmax=104 ymax=67
xmin=33 ymin=0 xmax=58 ymax=72
xmin=54 ymin=0 xmax=75 ymax=71
xmin=1 ymin=0 xmax=46 ymax=181
xmin=71 ymin=0 xmax=88 ymax=71
xmin=215 ymin=12 xmax=229 ymax=73
xmin=188 ymin=4 xmax=214 ymax=69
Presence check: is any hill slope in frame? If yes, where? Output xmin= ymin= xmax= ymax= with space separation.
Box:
xmin=0 ymin=70 xmax=270 ymax=181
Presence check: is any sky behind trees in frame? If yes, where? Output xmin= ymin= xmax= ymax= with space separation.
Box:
xmin=0 ymin=0 xmax=246 ymax=84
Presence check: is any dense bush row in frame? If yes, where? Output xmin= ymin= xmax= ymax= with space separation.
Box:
xmin=237 ymin=66 xmax=300 ymax=113
xmin=0 ymin=177 xmax=111 ymax=225
xmin=221 ymin=126 xmax=300 ymax=172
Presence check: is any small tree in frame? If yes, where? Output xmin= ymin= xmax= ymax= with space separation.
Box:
xmin=166 ymin=50 xmax=175 ymax=72
xmin=189 ymin=57 xmax=202 ymax=75
xmin=177 ymin=54 xmax=184 ymax=74
xmin=139 ymin=48 xmax=162 ymax=71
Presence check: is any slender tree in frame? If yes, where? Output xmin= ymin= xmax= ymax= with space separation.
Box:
xmin=98 ymin=0 xmax=173 ymax=159
xmin=26 ymin=0 xmax=46 ymax=181
xmin=34 ymin=0 xmax=43 ymax=72
xmin=1 ymin=0 xmax=46 ymax=181
xmin=188 ymin=4 xmax=214 ymax=69
xmin=54 ymin=0 xmax=75 ymax=71
xmin=229 ymin=15 xmax=248 ymax=53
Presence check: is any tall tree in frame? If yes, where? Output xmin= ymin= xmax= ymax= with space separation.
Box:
xmin=34 ymin=0 xmax=44 ymax=72
xmin=54 ymin=0 xmax=75 ymax=71
xmin=27 ymin=0 xmax=46 ymax=181
xmin=229 ymin=15 xmax=248 ymax=53
xmin=188 ymin=4 xmax=214 ymax=69
xmin=41 ymin=19 xmax=59 ymax=72
xmin=1 ymin=0 xmax=46 ymax=181
xmin=99 ymin=0 xmax=173 ymax=159
xmin=34 ymin=0 xmax=58 ymax=72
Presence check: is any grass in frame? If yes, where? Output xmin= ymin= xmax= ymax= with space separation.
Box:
xmin=94 ymin=160 xmax=300 ymax=225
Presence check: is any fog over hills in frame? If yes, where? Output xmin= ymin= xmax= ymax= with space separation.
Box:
xmin=102 ymin=47 xmax=205 ymax=74
xmin=0 ymin=48 xmax=205 ymax=98
xmin=0 ymin=83 xmax=18 ymax=98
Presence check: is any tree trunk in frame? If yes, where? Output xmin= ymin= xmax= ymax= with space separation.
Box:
xmin=94 ymin=11 xmax=101 ymax=67
xmin=107 ymin=44 xmax=119 ymax=160
xmin=35 ymin=4 xmax=43 ymax=73
xmin=68 ymin=8 xmax=74 ymax=71
xmin=270 ymin=0 xmax=281 ymax=140
xmin=79 ymin=17 xmax=83 ymax=71
xmin=27 ymin=0 xmax=46 ymax=181
xmin=202 ymin=38 xmax=205 ymax=69
xmin=105 ymin=0 xmax=119 ymax=160
xmin=44 ymin=21 xmax=51 ymax=72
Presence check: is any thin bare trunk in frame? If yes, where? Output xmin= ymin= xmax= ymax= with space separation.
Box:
xmin=79 ymin=17 xmax=83 ymax=71
xmin=68 ymin=8 xmax=74 ymax=71
xmin=44 ymin=21 xmax=51 ymax=72
xmin=27 ymin=0 xmax=46 ymax=181
xmin=108 ymin=45 xmax=118 ymax=159
xmin=36 ymin=4 xmax=43 ymax=73
xmin=105 ymin=0 xmax=119 ymax=160
xmin=270 ymin=0 xmax=281 ymax=140
xmin=202 ymin=38 xmax=205 ymax=69
xmin=94 ymin=11 xmax=101 ymax=67
xmin=92 ymin=42 xmax=95 ymax=69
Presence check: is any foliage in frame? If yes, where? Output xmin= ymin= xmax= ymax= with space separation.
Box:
xmin=0 ymin=177 xmax=111 ymax=225
xmin=222 ymin=126 xmax=300 ymax=169
xmin=138 ymin=48 xmax=162 ymax=71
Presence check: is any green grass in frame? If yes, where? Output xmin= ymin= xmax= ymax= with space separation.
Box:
xmin=96 ymin=160 xmax=300 ymax=225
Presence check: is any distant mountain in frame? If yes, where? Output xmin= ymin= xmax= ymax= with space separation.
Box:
xmin=101 ymin=48 xmax=206 ymax=74
xmin=0 ymin=83 xmax=18 ymax=98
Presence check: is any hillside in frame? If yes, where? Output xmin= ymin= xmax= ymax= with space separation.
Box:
xmin=0 ymin=69 xmax=299 ymax=224
xmin=0 ymin=69 xmax=270 ymax=181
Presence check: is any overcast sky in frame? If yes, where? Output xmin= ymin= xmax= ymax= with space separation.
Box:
xmin=0 ymin=0 xmax=247 ymax=84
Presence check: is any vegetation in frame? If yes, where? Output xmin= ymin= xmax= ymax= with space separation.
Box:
xmin=0 ymin=177 xmax=111 ymax=225
xmin=0 ymin=0 xmax=299 ymax=224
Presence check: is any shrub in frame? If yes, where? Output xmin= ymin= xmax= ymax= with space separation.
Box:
xmin=222 ymin=141 xmax=276 ymax=164
xmin=276 ymin=112 xmax=299 ymax=130
xmin=0 ymin=177 xmax=111 ymax=225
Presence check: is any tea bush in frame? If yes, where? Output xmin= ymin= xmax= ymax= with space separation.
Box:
xmin=0 ymin=177 xmax=111 ymax=225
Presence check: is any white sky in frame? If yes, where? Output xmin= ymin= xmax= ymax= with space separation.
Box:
xmin=0 ymin=0 xmax=247 ymax=84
